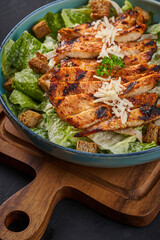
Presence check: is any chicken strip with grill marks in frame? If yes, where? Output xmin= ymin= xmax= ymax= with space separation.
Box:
xmin=59 ymin=10 xmax=146 ymax=42
xmin=50 ymin=72 xmax=160 ymax=99
xmin=54 ymin=37 xmax=156 ymax=63
xmin=53 ymin=91 xmax=158 ymax=120
xmin=60 ymin=58 xmax=100 ymax=70
xmin=75 ymin=106 xmax=160 ymax=137
xmin=114 ymin=64 xmax=160 ymax=77
xmin=51 ymin=67 xmax=97 ymax=83
xmin=65 ymin=93 xmax=158 ymax=129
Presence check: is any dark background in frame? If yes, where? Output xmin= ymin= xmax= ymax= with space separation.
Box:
xmin=0 ymin=0 xmax=160 ymax=239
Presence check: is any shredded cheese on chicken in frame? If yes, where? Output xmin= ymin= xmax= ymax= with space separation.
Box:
xmin=94 ymin=77 xmax=133 ymax=124
xmin=92 ymin=16 xmax=124 ymax=59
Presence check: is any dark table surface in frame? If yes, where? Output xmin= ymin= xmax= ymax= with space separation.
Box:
xmin=0 ymin=0 xmax=160 ymax=239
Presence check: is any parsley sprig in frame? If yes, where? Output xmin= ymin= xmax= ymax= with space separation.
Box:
xmin=96 ymin=55 xmax=124 ymax=76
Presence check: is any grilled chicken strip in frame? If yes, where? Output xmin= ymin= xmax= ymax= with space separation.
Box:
xmin=65 ymin=93 xmax=158 ymax=129
xmin=75 ymin=105 xmax=160 ymax=137
xmin=60 ymin=58 xmax=100 ymax=70
xmin=59 ymin=10 xmax=146 ymax=42
xmin=53 ymin=92 xmax=158 ymax=120
xmin=54 ymin=37 xmax=156 ymax=63
xmin=115 ymin=63 xmax=160 ymax=77
xmin=51 ymin=67 xmax=97 ymax=82
xmin=50 ymin=81 xmax=102 ymax=98
xmin=50 ymin=72 xmax=160 ymax=100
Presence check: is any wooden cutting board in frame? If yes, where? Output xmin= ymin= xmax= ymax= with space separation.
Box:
xmin=0 ymin=107 xmax=160 ymax=240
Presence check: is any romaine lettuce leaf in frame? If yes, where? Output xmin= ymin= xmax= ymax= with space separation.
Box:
xmin=149 ymin=41 xmax=160 ymax=64
xmin=12 ymin=69 xmax=44 ymax=102
xmin=122 ymin=0 xmax=133 ymax=12
xmin=1 ymin=39 xmax=17 ymax=80
xmin=2 ymin=92 xmax=20 ymax=117
xmin=7 ymin=31 xmax=48 ymax=71
xmin=89 ymin=131 xmax=136 ymax=154
xmin=128 ymin=141 xmax=157 ymax=153
xmin=44 ymin=12 xmax=65 ymax=39
xmin=147 ymin=22 xmax=160 ymax=34
xmin=61 ymin=7 xmax=92 ymax=28
xmin=30 ymin=128 xmax=49 ymax=140
xmin=46 ymin=108 xmax=87 ymax=148
xmin=9 ymin=89 xmax=40 ymax=111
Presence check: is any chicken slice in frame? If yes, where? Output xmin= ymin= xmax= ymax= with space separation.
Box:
xmin=120 ymin=39 xmax=157 ymax=56
xmin=60 ymin=58 xmax=100 ymax=70
xmin=65 ymin=104 xmax=112 ymax=129
xmin=53 ymin=92 xmax=158 ymax=121
xmin=121 ymin=73 xmax=160 ymax=98
xmin=75 ymin=106 xmax=160 ymax=137
xmin=51 ymin=67 xmax=97 ymax=83
xmin=53 ymin=93 xmax=99 ymax=119
xmin=50 ymin=81 xmax=102 ymax=98
xmin=59 ymin=10 xmax=145 ymax=42
xmin=115 ymin=63 xmax=160 ymax=77
xmin=55 ymin=37 xmax=156 ymax=63
xmin=65 ymin=93 xmax=158 ymax=129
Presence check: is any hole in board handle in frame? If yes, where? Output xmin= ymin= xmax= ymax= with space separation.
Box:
xmin=4 ymin=211 xmax=29 ymax=232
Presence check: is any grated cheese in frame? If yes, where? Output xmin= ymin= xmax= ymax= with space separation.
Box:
xmin=94 ymin=77 xmax=133 ymax=124
xmin=92 ymin=16 xmax=124 ymax=59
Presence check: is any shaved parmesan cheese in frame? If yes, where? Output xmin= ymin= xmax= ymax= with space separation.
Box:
xmin=48 ymin=59 xmax=55 ymax=69
xmin=44 ymin=50 xmax=57 ymax=60
xmin=92 ymin=16 xmax=124 ymax=59
xmin=94 ymin=77 xmax=133 ymax=124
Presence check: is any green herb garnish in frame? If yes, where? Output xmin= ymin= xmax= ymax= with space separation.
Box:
xmin=96 ymin=55 xmax=124 ymax=76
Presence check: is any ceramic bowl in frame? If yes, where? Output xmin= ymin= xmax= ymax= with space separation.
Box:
xmin=0 ymin=0 xmax=160 ymax=167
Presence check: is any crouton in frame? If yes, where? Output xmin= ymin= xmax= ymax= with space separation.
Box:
xmin=3 ymin=78 xmax=13 ymax=92
xmin=91 ymin=0 xmax=111 ymax=20
xmin=38 ymin=69 xmax=54 ymax=93
xmin=29 ymin=52 xmax=48 ymax=74
xmin=32 ymin=20 xmax=51 ymax=39
xmin=76 ymin=140 xmax=98 ymax=153
xmin=143 ymin=122 xmax=159 ymax=144
xmin=18 ymin=110 xmax=42 ymax=128
xmin=135 ymin=6 xmax=150 ymax=23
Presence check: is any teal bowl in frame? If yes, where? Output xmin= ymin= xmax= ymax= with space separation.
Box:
xmin=0 ymin=0 xmax=160 ymax=167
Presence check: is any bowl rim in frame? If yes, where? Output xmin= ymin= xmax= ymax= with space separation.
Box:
xmin=0 ymin=0 xmax=160 ymax=159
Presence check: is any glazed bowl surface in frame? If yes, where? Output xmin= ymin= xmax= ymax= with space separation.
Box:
xmin=0 ymin=0 xmax=160 ymax=167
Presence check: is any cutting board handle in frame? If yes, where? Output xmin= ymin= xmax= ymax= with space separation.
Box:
xmin=0 ymin=139 xmax=65 ymax=240
xmin=0 ymin=160 xmax=65 ymax=240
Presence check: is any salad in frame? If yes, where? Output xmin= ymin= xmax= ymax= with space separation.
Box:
xmin=1 ymin=0 xmax=160 ymax=154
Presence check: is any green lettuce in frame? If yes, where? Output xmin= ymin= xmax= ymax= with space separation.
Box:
xmin=30 ymin=128 xmax=49 ymax=140
xmin=44 ymin=12 xmax=65 ymax=39
xmin=149 ymin=41 xmax=160 ymax=64
xmin=9 ymin=89 xmax=40 ymax=111
xmin=12 ymin=69 xmax=44 ymax=102
xmin=61 ymin=7 xmax=92 ymax=28
xmin=122 ymin=0 xmax=133 ymax=12
xmin=46 ymin=108 xmax=87 ymax=148
xmin=2 ymin=93 xmax=20 ymax=117
xmin=89 ymin=132 xmax=136 ymax=154
xmin=7 ymin=31 xmax=48 ymax=71
xmin=128 ymin=141 xmax=157 ymax=153
xmin=147 ymin=22 xmax=160 ymax=34
xmin=1 ymin=39 xmax=17 ymax=80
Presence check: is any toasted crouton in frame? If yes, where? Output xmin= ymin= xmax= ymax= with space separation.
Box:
xmin=76 ymin=140 xmax=98 ymax=153
xmin=3 ymin=78 xmax=13 ymax=92
xmin=29 ymin=52 xmax=48 ymax=74
xmin=143 ymin=122 xmax=159 ymax=144
xmin=18 ymin=110 xmax=42 ymax=128
xmin=32 ymin=20 xmax=51 ymax=39
xmin=38 ymin=69 xmax=54 ymax=93
xmin=135 ymin=7 xmax=150 ymax=23
xmin=91 ymin=0 xmax=111 ymax=20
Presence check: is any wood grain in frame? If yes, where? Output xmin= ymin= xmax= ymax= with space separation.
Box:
xmin=0 ymin=112 xmax=160 ymax=240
